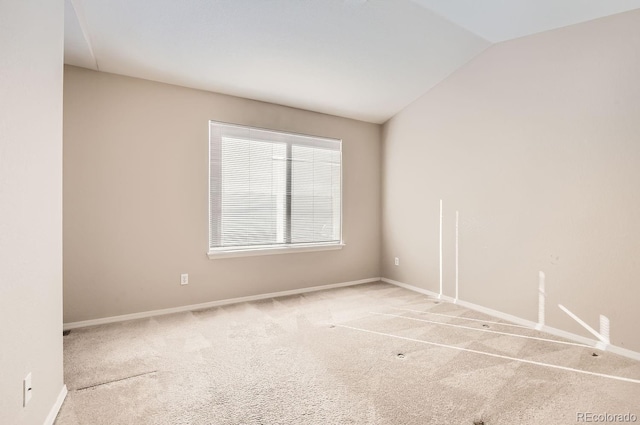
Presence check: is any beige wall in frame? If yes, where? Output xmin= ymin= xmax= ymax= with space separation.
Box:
xmin=63 ymin=66 xmax=381 ymax=323
xmin=382 ymin=10 xmax=640 ymax=352
xmin=0 ymin=0 xmax=65 ymax=424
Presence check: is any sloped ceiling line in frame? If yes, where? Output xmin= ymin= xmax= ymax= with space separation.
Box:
xmin=69 ymin=0 xmax=99 ymax=71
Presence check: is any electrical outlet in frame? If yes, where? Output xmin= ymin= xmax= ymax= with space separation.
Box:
xmin=180 ymin=273 xmax=189 ymax=285
xmin=23 ymin=373 xmax=32 ymax=407
xmin=394 ymin=257 xmax=399 ymax=266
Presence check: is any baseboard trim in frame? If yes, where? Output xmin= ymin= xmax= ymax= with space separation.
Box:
xmin=44 ymin=385 xmax=67 ymax=425
xmin=64 ymin=277 xmax=381 ymax=330
xmin=381 ymin=277 xmax=640 ymax=362
xmin=382 ymin=277 xmax=445 ymax=300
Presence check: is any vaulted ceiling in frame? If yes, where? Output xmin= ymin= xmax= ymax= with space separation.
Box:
xmin=64 ymin=0 xmax=640 ymax=123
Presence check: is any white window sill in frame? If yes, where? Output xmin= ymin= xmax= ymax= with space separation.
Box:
xmin=208 ymin=243 xmax=345 ymax=259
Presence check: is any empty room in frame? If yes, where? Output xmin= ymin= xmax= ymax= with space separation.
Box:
xmin=2 ymin=0 xmax=640 ymax=424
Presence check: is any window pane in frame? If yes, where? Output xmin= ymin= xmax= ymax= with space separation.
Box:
xmin=291 ymin=145 xmax=341 ymax=244
xmin=220 ymin=137 xmax=286 ymax=247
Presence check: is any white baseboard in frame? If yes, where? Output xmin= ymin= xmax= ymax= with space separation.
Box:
xmin=44 ymin=385 xmax=67 ymax=425
xmin=382 ymin=277 xmax=445 ymax=300
xmin=64 ymin=277 xmax=381 ymax=330
xmin=381 ymin=277 xmax=640 ymax=362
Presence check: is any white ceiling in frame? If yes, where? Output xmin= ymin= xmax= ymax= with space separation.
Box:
xmin=64 ymin=0 xmax=640 ymax=123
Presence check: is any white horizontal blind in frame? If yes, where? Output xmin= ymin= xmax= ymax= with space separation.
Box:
xmin=209 ymin=121 xmax=342 ymax=250
xmin=291 ymin=145 xmax=341 ymax=244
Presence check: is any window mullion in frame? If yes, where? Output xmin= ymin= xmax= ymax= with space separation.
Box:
xmin=285 ymin=143 xmax=292 ymax=244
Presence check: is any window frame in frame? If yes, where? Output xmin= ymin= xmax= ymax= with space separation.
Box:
xmin=207 ymin=120 xmax=344 ymax=259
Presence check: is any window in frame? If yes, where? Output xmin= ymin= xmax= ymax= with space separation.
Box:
xmin=208 ymin=121 xmax=343 ymax=258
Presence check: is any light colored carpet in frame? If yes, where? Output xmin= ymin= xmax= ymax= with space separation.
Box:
xmin=56 ymin=282 xmax=640 ymax=425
